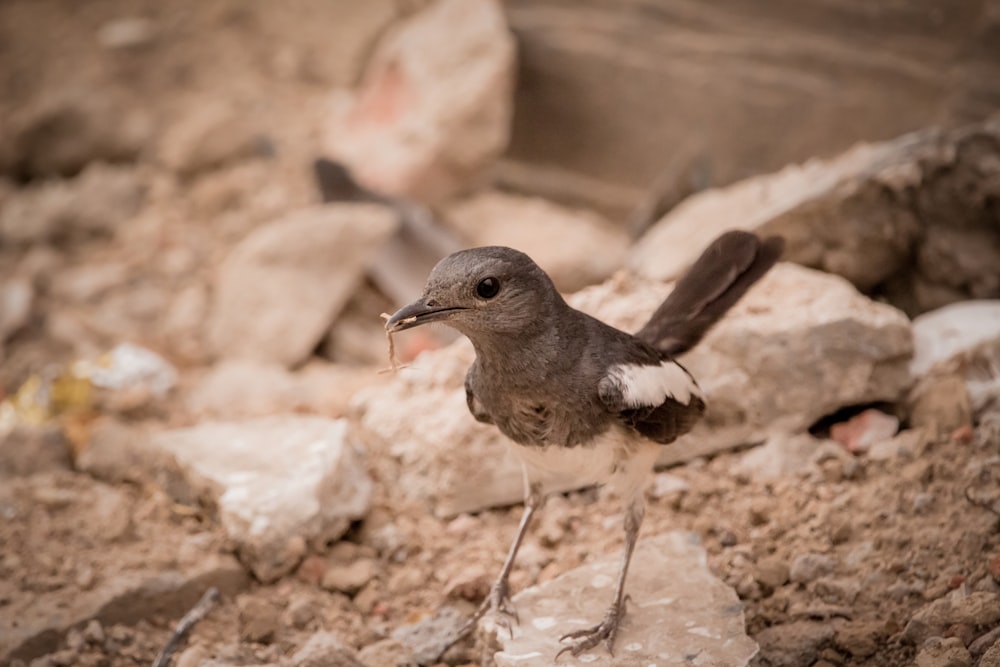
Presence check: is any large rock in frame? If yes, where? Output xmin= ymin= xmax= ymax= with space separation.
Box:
xmin=904 ymin=591 xmax=1000 ymax=645
xmin=356 ymin=262 xmax=912 ymax=515
xmin=629 ymin=117 xmax=1000 ymax=316
xmin=322 ymin=0 xmax=515 ymax=204
xmin=148 ymin=416 xmax=373 ymax=582
xmin=491 ymin=532 xmax=757 ymax=667
xmin=910 ymin=300 xmax=1000 ymax=416
xmin=443 ymin=190 xmax=629 ymax=292
xmin=208 ymin=203 xmax=397 ymax=367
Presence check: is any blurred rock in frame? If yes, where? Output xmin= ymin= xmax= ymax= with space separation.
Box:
xmin=288 ymin=632 xmax=365 ymax=667
xmin=0 ymin=425 xmax=72 ymax=477
xmin=754 ymin=621 xmax=836 ymax=667
xmin=492 ymin=532 xmax=757 ymax=666
xmin=910 ymin=300 xmax=1000 ymax=417
xmin=357 ymin=262 xmax=913 ymax=514
xmin=323 ymin=0 xmax=515 ymax=204
xmin=2 ymin=91 xmax=150 ymax=178
xmin=789 ymin=553 xmax=837 ymax=584
xmin=629 ymin=117 xmax=1000 ymax=317
xmin=209 ymin=203 xmax=397 ymax=367
xmin=50 ymin=262 xmax=130 ymax=302
xmin=357 ymin=638 xmax=415 ymax=667
xmin=148 ymin=417 xmax=373 ymax=582
xmin=443 ymin=191 xmax=629 ymax=292
xmin=158 ymin=102 xmax=269 ymax=177
xmin=390 ymin=606 xmax=466 ymax=666
xmin=96 ymin=17 xmax=155 ymax=50
xmin=733 ymin=433 xmax=839 ymax=482
xmin=981 ymin=639 xmax=1000 ymax=667
xmin=914 ymin=637 xmax=972 ymax=667
xmin=237 ymin=596 xmax=281 ymax=644
xmin=904 ymin=591 xmax=1000 ymax=644
xmin=0 ymin=276 xmax=33 ymax=346
xmin=0 ymin=163 xmax=144 ymax=244
xmin=321 ymin=558 xmax=378 ymax=595
xmin=830 ymin=409 xmax=900 ymax=455
xmin=75 ymin=417 xmax=146 ymax=485
xmin=163 ymin=283 xmax=211 ymax=363
xmin=867 ymin=427 xmax=929 ymax=461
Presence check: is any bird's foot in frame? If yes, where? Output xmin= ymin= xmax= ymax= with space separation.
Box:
xmin=460 ymin=579 xmax=519 ymax=640
xmin=555 ymin=598 xmax=628 ymax=660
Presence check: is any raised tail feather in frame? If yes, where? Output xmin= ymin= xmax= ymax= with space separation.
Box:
xmin=636 ymin=230 xmax=785 ymax=357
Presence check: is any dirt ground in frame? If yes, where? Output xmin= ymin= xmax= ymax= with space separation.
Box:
xmin=2 ymin=2 xmax=1000 ymax=667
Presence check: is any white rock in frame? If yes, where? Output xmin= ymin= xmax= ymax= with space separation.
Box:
xmin=0 ymin=276 xmax=32 ymax=343
xmin=444 ymin=191 xmax=629 ymax=292
xmin=322 ymin=0 xmax=515 ymax=203
xmin=910 ymin=300 xmax=1000 ymax=415
xmin=208 ymin=203 xmax=397 ymax=367
xmin=97 ymin=17 xmax=155 ymax=50
xmin=733 ymin=434 xmax=837 ymax=482
xmin=149 ymin=417 xmax=372 ymax=582
xmin=492 ymin=532 xmax=758 ymax=667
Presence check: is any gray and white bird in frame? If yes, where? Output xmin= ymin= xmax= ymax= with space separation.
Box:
xmin=385 ymin=230 xmax=784 ymax=658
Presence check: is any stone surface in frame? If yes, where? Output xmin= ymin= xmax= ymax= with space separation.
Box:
xmin=629 ymin=118 xmax=1000 ymax=316
xmin=0 ymin=554 xmax=248 ymax=665
xmin=492 ymin=532 xmax=756 ymax=666
xmin=908 ymin=375 xmax=974 ymax=439
xmin=0 ymin=276 xmax=32 ymax=347
xmin=0 ymin=425 xmax=71 ymax=478
xmin=288 ymin=632 xmax=365 ymax=667
xmin=789 ymin=553 xmax=837 ymax=585
xmin=208 ymin=203 xmax=397 ymax=367
xmin=158 ymin=101 xmax=268 ymax=176
xmin=904 ymin=591 xmax=1000 ymax=645
xmin=0 ymin=163 xmax=144 ymax=244
xmin=443 ymin=191 xmax=629 ymax=292
xmin=753 ymin=621 xmax=836 ymax=667
xmin=732 ymin=434 xmax=841 ymax=482
xmin=148 ymin=416 xmax=373 ymax=582
xmin=914 ymin=637 xmax=972 ymax=667
xmin=391 ymin=607 xmax=466 ymax=666
xmin=830 ymin=409 xmax=900 ymax=455
xmin=323 ymin=0 xmax=515 ymax=204
xmin=357 ymin=638 xmax=416 ymax=667
xmin=910 ymin=300 xmax=1000 ymax=416
xmin=357 ymin=263 xmax=913 ymax=515
xmin=981 ymin=640 xmax=1000 ymax=667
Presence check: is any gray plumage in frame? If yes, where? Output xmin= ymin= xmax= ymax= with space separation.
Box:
xmin=385 ymin=230 xmax=784 ymax=657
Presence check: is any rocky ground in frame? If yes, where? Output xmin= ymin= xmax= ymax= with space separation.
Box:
xmin=2 ymin=2 xmax=1000 ymax=667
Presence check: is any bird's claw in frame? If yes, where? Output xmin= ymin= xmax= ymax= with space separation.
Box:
xmin=454 ymin=579 xmax=519 ymax=643
xmin=554 ymin=600 xmax=627 ymax=660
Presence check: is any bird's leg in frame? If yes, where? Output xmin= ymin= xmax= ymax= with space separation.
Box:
xmin=451 ymin=475 xmax=544 ymax=646
xmin=556 ymin=496 xmax=644 ymax=659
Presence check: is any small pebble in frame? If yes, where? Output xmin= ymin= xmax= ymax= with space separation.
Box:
xmin=913 ymin=492 xmax=934 ymax=514
xmin=790 ymin=552 xmax=837 ymax=584
xmin=989 ymin=553 xmax=1000 ymax=584
xmin=82 ymin=620 xmax=104 ymax=644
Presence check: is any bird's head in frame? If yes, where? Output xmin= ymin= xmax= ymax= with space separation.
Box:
xmin=385 ymin=246 xmax=560 ymax=340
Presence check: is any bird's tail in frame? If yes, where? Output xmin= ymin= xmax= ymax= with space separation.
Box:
xmin=636 ymin=230 xmax=785 ymax=357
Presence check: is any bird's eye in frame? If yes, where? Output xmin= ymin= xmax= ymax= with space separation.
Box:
xmin=476 ymin=276 xmax=501 ymax=299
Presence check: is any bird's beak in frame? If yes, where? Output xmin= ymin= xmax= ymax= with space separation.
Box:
xmin=384 ymin=298 xmax=465 ymax=333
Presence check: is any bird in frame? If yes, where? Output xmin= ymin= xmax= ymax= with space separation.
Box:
xmin=384 ymin=230 xmax=784 ymax=658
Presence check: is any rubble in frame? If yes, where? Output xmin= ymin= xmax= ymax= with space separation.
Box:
xmin=157 ymin=102 xmax=269 ymax=177
xmin=323 ymin=0 xmax=516 ymax=203
xmin=492 ymin=532 xmax=758 ymax=667
xmin=904 ymin=591 xmax=1000 ymax=645
xmin=208 ymin=203 xmax=397 ymax=367
xmin=148 ymin=416 xmax=373 ymax=582
xmin=829 ymin=409 xmax=900 ymax=455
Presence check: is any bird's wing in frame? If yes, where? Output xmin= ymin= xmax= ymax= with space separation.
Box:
xmin=598 ymin=359 xmax=706 ymax=444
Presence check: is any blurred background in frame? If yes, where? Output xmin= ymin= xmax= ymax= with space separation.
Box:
xmin=2 ymin=2 xmax=1000 ymax=667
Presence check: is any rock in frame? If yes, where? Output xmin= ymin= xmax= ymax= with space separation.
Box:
xmin=789 ymin=553 xmax=837 ymax=584
xmin=629 ymin=118 xmax=1000 ymax=317
xmin=733 ymin=433 xmax=835 ymax=482
xmin=910 ymin=300 xmax=1000 ymax=416
xmin=357 ymin=638 xmax=416 ymax=667
xmin=237 ymin=596 xmax=281 ymax=644
xmin=990 ymin=554 xmax=1000 ymax=583
xmin=321 ymin=558 xmax=379 ymax=595
xmin=981 ymin=639 xmax=1000 ymax=667
xmin=147 ymin=417 xmax=373 ymax=582
xmin=96 ymin=17 xmax=155 ymax=50
xmin=754 ymin=621 xmax=836 ymax=667
xmin=914 ymin=637 xmax=972 ymax=667
xmin=185 ymin=360 xmax=300 ymax=418
xmin=158 ymin=102 xmax=269 ymax=176
xmin=908 ymin=375 xmax=974 ymax=440
xmin=0 ymin=425 xmax=72 ymax=477
xmin=830 ymin=409 xmax=900 ymax=455
xmin=357 ymin=263 xmax=912 ymax=514
xmin=208 ymin=203 xmax=397 ymax=367
xmin=904 ymin=591 xmax=1000 ymax=644
xmin=868 ymin=428 xmax=929 ymax=461
xmin=0 ymin=163 xmax=144 ymax=244
xmin=443 ymin=191 xmax=629 ymax=292
xmin=0 ymin=276 xmax=33 ymax=344
xmin=2 ymin=91 xmax=149 ymax=178
xmin=0 ymin=554 xmax=248 ymax=665
xmin=834 ymin=620 xmax=884 ymax=658
xmin=391 ymin=607 xmax=466 ymax=666
xmin=288 ymin=632 xmax=365 ymax=667
xmin=75 ymin=417 xmax=147 ymax=485
xmin=284 ymin=594 xmax=321 ymax=630
xmin=754 ymin=557 xmax=790 ymax=595
xmin=323 ymin=0 xmax=515 ymax=204
xmin=492 ymin=532 xmax=757 ymax=667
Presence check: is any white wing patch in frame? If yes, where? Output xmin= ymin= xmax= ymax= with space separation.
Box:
xmin=610 ymin=361 xmax=701 ymax=407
